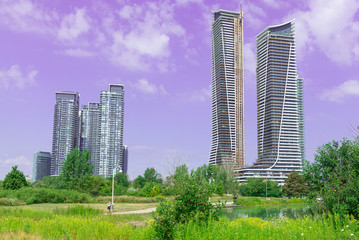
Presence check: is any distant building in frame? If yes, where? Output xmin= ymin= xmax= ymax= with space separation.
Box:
xmin=32 ymin=151 xmax=51 ymax=182
xmin=51 ymin=92 xmax=80 ymax=175
xmin=80 ymin=102 xmax=100 ymax=174
xmin=122 ymin=145 xmax=128 ymax=174
xmin=98 ymin=84 xmax=125 ymax=178
xmin=209 ymin=10 xmax=245 ymax=168
xmin=236 ymin=20 xmax=304 ymax=185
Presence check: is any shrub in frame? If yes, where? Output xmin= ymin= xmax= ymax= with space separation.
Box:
xmin=0 ymin=198 xmax=26 ymax=206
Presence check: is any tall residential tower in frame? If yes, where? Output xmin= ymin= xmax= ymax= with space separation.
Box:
xmin=209 ymin=10 xmax=245 ymax=168
xmin=51 ymin=92 xmax=79 ymax=175
xmin=98 ymin=84 xmax=125 ymax=178
xmin=79 ymin=102 xmax=100 ymax=174
xmin=237 ymin=20 xmax=304 ymax=184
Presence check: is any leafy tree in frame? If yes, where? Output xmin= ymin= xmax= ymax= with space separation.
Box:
xmin=85 ymin=175 xmax=111 ymax=196
xmin=282 ymin=171 xmax=308 ymax=197
xmin=112 ymin=173 xmax=130 ymax=195
xmin=239 ymin=178 xmax=281 ymax=197
xmin=304 ymin=139 xmax=359 ymax=218
xmin=133 ymin=175 xmax=146 ymax=189
xmin=144 ymin=167 xmax=163 ymax=184
xmin=153 ymin=170 xmax=223 ymax=239
xmin=3 ymin=165 xmax=28 ymax=190
xmin=61 ymin=148 xmax=93 ymax=191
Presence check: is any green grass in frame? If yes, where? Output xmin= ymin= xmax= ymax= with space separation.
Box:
xmin=1 ymin=204 xmax=359 ymax=239
xmin=234 ymin=197 xmax=308 ymax=206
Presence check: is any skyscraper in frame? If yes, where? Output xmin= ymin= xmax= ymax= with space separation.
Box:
xmin=80 ymin=102 xmax=100 ymax=174
xmin=122 ymin=145 xmax=128 ymax=175
xmin=98 ymin=84 xmax=125 ymax=178
xmin=51 ymin=92 xmax=79 ymax=175
xmin=209 ymin=10 xmax=245 ymax=167
xmin=32 ymin=151 xmax=51 ymax=182
xmin=237 ymin=20 xmax=304 ymax=184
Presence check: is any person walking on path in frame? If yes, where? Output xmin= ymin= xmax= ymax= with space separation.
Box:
xmin=107 ymin=202 xmax=111 ymax=212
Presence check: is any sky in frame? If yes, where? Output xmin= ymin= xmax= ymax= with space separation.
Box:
xmin=0 ymin=0 xmax=359 ymax=180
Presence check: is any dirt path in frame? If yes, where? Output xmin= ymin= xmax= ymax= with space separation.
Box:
xmin=110 ymin=202 xmax=235 ymax=215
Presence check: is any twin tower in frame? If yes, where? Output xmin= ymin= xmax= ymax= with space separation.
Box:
xmin=209 ymin=10 xmax=304 ymax=184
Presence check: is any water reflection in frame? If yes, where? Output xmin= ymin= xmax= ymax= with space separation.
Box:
xmin=221 ymin=204 xmax=310 ymax=220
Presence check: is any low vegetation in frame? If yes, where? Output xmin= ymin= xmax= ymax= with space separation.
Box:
xmin=234 ymin=197 xmax=307 ymax=206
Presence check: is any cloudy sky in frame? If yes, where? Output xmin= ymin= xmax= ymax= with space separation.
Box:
xmin=0 ymin=0 xmax=359 ymax=180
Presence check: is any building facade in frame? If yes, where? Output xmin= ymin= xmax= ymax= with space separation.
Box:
xmin=209 ymin=10 xmax=245 ymax=168
xmin=32 ymin=151 xmax=51 ymax=182
xmin=98 ymin=84 xmax=125 ymax=178
xmin=51 ymin=92 xmax=79 ymax=175
xmin=236 ymin=20 xmax=304 ymax=184
xmin=122 ymin=145 xmax=128 ymax=175
xmin=79 ymin=102 xmax=100 ymax=174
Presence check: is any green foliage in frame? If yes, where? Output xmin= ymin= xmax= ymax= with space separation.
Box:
xmin=3 ymin=165 xmax=28 ymax=190
xmin=113 ymin=173 xmax=130 ymax=195
xmin=304 ymin=139 xmax=359 ymax=218
xmin=133 ymin=175 xmax=146 ymax=189
xmin=144 ymin=167 xmax=163 ymax=184
xmin=153 ymin=171 xmax=224 ymax=239
xmin=234 ymin=197 xmax=307 ymax=206
xmin=85 ymin=175 xmax=111 ymax=196
xmin=0 ymin=197 xmax=26 ymax=206
xmin=52 ymin=205 xmax=102 ymax=216
xmin=282 ymin=171 xmax=308 ymax=197
xmin=61 ymin=148 xmax=93 ymax=191
xmin=0 ymin=188 xmax=91 ymax=204
xmin=239 ymin=178 xmax=281 ymax=197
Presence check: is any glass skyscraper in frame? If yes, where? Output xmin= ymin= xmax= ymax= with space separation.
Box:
xmin=51 ymin=92 xmax=79 ymax=175
xmin=80 ymin=102 xmax=100 ymax=174
xmin=209 ymin=10 xmax=245 ymax=168
xmin=237 ymin=20 xmax=304 ymax=184
xmin=32 ymin=151 xmax=51 ymax=182
xmin=98 ymin=84 xmax=125 ymax=177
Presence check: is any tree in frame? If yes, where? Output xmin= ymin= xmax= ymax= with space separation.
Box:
xmin=304 ymin=139 xmax=359 ymax=218
xmin=113 ymin=173 xmax=130 ymax=195
xmin=133 ymin=175 xmax=146 ymax=189
xmin=61 ymin=148 xmax=93 ymax=191
xmin=239 ymin=178 xmax=281 ymax=197
xmin=282 ymin=171 xmax=308 ymax=197
xmin=144 ymin=167 xmax=163 ymax=184
xmin=3 ymin=165 xmax=28 ymax=190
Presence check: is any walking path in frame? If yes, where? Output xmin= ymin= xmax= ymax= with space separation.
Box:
xmin=110 ymin=202 xmax=235 ymax=215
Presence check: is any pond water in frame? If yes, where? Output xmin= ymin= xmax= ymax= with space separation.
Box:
xmin=220 ymin=204 xmax=310 ymax=221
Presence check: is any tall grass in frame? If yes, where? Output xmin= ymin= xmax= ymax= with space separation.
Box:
xmin=1 ymin=206 xmax=359 ymax=239
xmin=234 ymin=197 xmax=307 ymax=206
xmin=93 ymin=195 xmax=165 ymax=203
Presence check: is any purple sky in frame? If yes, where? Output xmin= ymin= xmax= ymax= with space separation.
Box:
xmin=0 ymin=0 xmax=359 ymax=180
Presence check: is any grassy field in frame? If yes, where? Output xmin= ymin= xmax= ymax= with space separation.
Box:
xmin=1 ymin=204 xmax=359 ymax=239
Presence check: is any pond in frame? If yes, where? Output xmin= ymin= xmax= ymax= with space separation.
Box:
xmin=220 ymin=204 xmax=310 ymax=221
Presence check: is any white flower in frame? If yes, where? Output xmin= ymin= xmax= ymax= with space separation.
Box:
xmin=301 ymin=233 xmax=304 ymax=236
xmin=342 ymin=229 xmax=344 ymax=231
xmin=309 ymin=227 xmax=312 ymax=229
xmin=346 ymin=225 xmax=349 ymax=227
xmin=351 ymin=234 xmax=354 ymax=236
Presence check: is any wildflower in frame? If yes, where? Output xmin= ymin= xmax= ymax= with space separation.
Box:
xmin=341 ymin=229 xmax=344 ymax=231
xmin=346 ymin=225 xmax=349 ymax=228
xmin=309 ymin=227 xmax=312 ymax=229
xmin=351 ymin=234 xmax=354 ymax=236
xmin=301 ymin=233 xmax=304 ymax=236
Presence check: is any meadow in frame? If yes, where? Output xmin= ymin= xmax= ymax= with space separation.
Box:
xmin=1 ymin=204 xmax=359 ymax=239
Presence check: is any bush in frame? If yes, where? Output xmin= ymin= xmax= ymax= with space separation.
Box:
xmin=153 ymin=174 xmax=224 ymax=239
xmin=0 ymin=197 xmax=26 ymax=206
xmin=0 ymin=188 xmax=91 ymax=204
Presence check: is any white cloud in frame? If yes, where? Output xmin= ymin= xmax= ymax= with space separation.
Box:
xmin=289 ymin=0 xmax=359 ymax=65
xmin=242 ymin=2 xmax=267 ymax=30
xmin=176 ymin=0 xmax=203 ymax=5
xmin=1 ymin=155 xmax=31 ymax=166
xmin=132 ymin=78 xmax=167 ymax=95
xmin=320 ymin=80 xmax=359 ymax=102
xmin=0 ymin=65 xmax=38 ymax=89
xmin=244 ymin=43 xmax=256 ymax=76
xmin=58 ymin=8 xmax=90 ymax=41
xmin=62 ymin=48 xmax=95 ymax=58
xmin=179 ymin=85 xmax=211 ymax=103
xmin=0 ymin=0 xmax=58 ymax=34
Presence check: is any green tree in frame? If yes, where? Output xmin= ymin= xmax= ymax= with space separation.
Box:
xmin=112 ymin=173 xmax=130 ymax=195
xmin=304 ymin=139 xmax=359 ymax=218
xmin=133 ymin=175 xmax=146 ymax=189
xmin=282 ymin=171 xmax=308 ymax=197
xmin=85 ymin=175 xmax=111 ymax=196
xmin=153 ymin=170 xmax=223 ymax=239
xmin=239 ymin=178 xmax=281 ymax=197
xmin=61 ymin=148 xmax=93 ymax=191
xmin=144 ymin=167 xmax=163 ymax=184
xmin=3 ymin=165 xmax=28 ymax=190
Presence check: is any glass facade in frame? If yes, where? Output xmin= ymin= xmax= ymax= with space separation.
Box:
xmin=98 ymin=84 xmax=125 ymax=178
xmin=51 ymin=92 xmax=79 ymax=175
xmin=209 ymin=10 xmax=245 ymax=168
xmin=32 ymin=151 xmax=51 ymax=182
xmin=236 ymin=20 xmax=304 ymax=185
